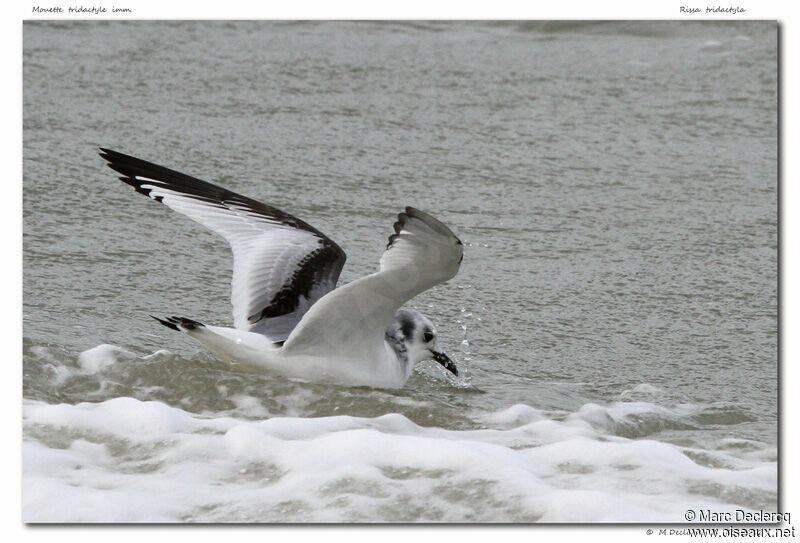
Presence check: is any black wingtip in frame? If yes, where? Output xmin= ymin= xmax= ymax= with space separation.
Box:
xmin=386 ymin=213 xmax=411 ymax=249
xmin=98 ymin=147 xmax=118 ymax=160
xmin=386 ymin=206 xmax=462 ymax=249
xmin=97 ymin=148 xmax=203 ymax=202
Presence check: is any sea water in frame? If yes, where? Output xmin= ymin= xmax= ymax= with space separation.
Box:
xmin=23 ymin=21 xmax=777 ymax=522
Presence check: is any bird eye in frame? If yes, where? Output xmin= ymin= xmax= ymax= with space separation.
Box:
xmin=423 ymin=332 xmax=434 ymax=343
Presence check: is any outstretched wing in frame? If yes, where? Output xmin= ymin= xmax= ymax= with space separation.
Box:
xmin=281 ymin=207 xmax=462 ymax=361
xmin=99 ymin=148 xmax=346 ymax=343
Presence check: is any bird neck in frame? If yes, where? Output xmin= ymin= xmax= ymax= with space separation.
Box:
xmin=384 ymin=327 xmax=412 ymax=377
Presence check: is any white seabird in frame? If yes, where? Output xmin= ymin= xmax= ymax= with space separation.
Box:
xmin=99 ymin=149 xmax=463 ymax=388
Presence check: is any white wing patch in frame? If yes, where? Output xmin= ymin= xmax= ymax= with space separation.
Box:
xmin=230 ymin=231 xmax=322 ymax=328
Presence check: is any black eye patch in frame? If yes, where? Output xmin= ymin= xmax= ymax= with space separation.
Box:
xmin=423 ymin=332 xmax=434 ymax=343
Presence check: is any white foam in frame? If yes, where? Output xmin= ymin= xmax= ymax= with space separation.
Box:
xmin=29 ymin=344 xmax=177 ymax=389
xmin=28 ymin=346 xmax=74 ymax=385
xmin=77 ymin=344 xmax=135 ymax=373
xmin=22 ymin=397 xmax=776 ymax=523
xmin=618 ymin=383 xmax=665 ymax=400
xmin=482 ymin=403 xmax=545 ymax=428
xmin=572 ymin=401 xmax=678 ymax=430
xmin=701 ymin=39 xmax=725 ymax=52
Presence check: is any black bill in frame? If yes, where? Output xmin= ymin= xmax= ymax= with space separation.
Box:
xmin=431 ymin=350 xmax=458 ymax=376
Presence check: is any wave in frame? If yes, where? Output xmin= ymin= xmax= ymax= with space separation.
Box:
xmin=23 ymin=396 xmax=776 ymax=522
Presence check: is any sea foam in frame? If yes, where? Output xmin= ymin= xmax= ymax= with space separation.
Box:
xmin=23 ymin=396 xmax=776 ymax=523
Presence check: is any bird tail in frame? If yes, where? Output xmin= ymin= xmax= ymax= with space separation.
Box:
xmin=149 ymin=315 xmax=253 ymax=365
xmin=150 ymin=315 xmax=205 ymax=331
